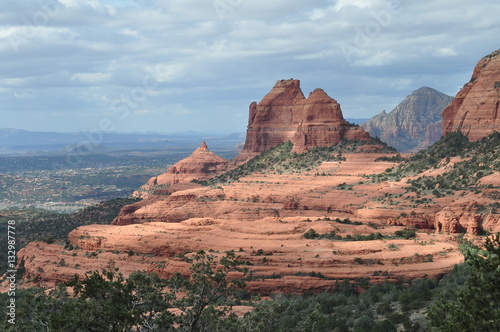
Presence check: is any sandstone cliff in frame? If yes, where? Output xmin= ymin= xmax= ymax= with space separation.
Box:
xmin=442 ymin=49 xmax=500 ymax=140
xmin=435 ymin=202 xmax=483 ymax=234
xmin=235 ymin=79 xmax=371 ymax=163
xmin=134 ymin=142 xmax=228 ymax=197
xmin=362 ymin=87 xmax=453 ymax=152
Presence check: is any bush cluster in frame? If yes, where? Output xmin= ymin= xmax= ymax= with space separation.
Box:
xmin=201 ymin=138 xmax=396 ymax=187
xmin=303 ymin=227 xmax=416 ymax=241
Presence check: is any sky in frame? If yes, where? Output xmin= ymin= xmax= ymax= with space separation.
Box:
xmin=1 ymin=0 xmax=499 ymax=134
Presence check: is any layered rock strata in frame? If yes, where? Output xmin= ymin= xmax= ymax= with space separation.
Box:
xmin=442 ymin=49 xmax=500 ymax=140
xmin=134 ymin=142 xmax=227 ymax=198
xmin=235 ymin=79 xmax=371 ymax=162
xmin=362 ymin=87 xmax=453 ymax=152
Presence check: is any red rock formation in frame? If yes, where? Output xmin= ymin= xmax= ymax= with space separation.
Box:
xmin=442 ymin=49 xmax=500 ymax=141
xmin=135 ymin=142 xmax=228 ymax=197
xmin=483 ymin=213 xmax=500 ymax=233
xmin=387 ymin=214 xmax=434 ymax=229
xmin=113 ymin=187 xmax=225 ymax=225
xmin=10 ymin=217 xmax=464 ymax=293
xmin=434 ymin=202 xmax=483 ymax=234
xmin=235 ymin=79 xmax=371 ymax=162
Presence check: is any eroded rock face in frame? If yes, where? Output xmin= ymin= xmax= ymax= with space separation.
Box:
xmin=442 ymin=49 xmax=500 ymax=141
xmin=114 ymin=187 xmax=225 ymax=225
xmin=235 ymin=80 xmax=371 ymax=162
xmin=135 ymin=142 xmax=228 ymax=197
xmin=435 ymin=202 xmax=483 ymax=234
xmin=409 ymin=120 xmax=443 ymax=153
xmin=483 ymin=213 xmax=500 ymax=233
xmin=8 ymin=153 xmax=489 ymax=293
xmin=12 ymin=217 xmax=464 ymax=294
xmin=362 ymin=87 xmax=453 ymax=152
xmin=387 ymin=214 xmax=434 ymax=229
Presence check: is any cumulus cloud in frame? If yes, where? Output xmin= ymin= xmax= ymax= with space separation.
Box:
xmin=353 ymin=50 xmax=398 ymax=67
xmin=433 ymin=47 xmax=459 ymax=57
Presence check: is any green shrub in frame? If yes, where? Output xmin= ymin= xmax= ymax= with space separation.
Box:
xmin=376 ymin=301 xmax=393 ymax=315
xmin=394 ymin=228 xmax=417 ymax=239
xmin=303 ymin=228 xmax=319 ymax=239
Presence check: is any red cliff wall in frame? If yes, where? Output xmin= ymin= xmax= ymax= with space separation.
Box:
xmin=442 ymin=49 xmax=500 ymax=141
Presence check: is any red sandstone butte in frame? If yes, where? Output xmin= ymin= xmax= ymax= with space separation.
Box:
xmin=442 ymin=49 xmax=500 ymax=141
xmin=134 ymin=141 xmax=227 ymax=197
xmin=235 ymin=79 xmax=371 ymax=162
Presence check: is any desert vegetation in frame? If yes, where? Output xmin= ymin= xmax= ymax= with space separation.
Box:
xmin=303 ymin=227 xmax=416 ymax=241
xmin=201 ymin=138 xmax=395 ymax=187
xmin=0 ymin=197 xmax=139 ymax=275
xmin=2 ymin=234 xmax=499 ymax=331
xmin=368 ymin=132 xmax=500 ymax=198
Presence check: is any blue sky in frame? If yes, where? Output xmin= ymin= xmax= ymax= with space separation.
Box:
xmin=1 ymin=0 xmax=499 ymax=134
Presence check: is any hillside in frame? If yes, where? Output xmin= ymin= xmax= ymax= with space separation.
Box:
xmin=4 ymin=130 xmax=500 ymax=329
xmin=4 ymin=140 xmax=471 ymax=292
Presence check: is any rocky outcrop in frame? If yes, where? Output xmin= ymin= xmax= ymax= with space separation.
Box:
xmin=434 ymin=202 xmax=483 ymax=234
xmin=134 ymin=142 xmax=228 ymax=197
xmin=11 ymin=216 xmax=464 ymax=293
xmin=483 ymin=213 xmax=500 ymax=234
xmin=8 ymin=152 xmax=476 ymax=293
xmin=114 ymin=187 xmax=224 ymax=225
xmin=442 ymin=49 xmax=500 ymax=141
xmin=409 ymin=120 xmax=443 ymax=153
xmin=362 ymin=87 xmax=453 ymax=152
xmin=387 ymin=214 xmax=434 ymax=229
xmin=235 ymin=79 xmax=371 ymax=162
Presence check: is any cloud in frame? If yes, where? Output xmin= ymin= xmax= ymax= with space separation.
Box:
xmin=143 ymin=63 xmax=191 ymax=83
xmin=334 ymin=0 xmax=378 ymax=11
xmin=0 ymin=0 xmax=499 ymax=133
xmin=132 ymin=109 xmax=155 ymax=115
xmin=71 ymin=72 xmax=111 ymax=84
xmin=433 ymin=47 xmax=459 ymax=57
xmin=353 ymin=50 xmax=398 ymax=67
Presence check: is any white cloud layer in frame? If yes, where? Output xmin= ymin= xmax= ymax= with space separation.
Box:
xmin=0 ymin=0 xmax=499 ymax=133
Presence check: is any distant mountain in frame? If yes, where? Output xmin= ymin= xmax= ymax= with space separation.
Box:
xmin=361 ymin=87 xmax=454 ymax=152
xmin=345 ymin=118 xmax=370 ymax=125
xmin=0 ymin=129 xmax=244 ymax=156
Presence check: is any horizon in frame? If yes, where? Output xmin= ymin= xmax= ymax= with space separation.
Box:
xmin=2 ymin=1 xmax=499 ymax=134
xmin=0 ymin=116 xmax=372 ymax=135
